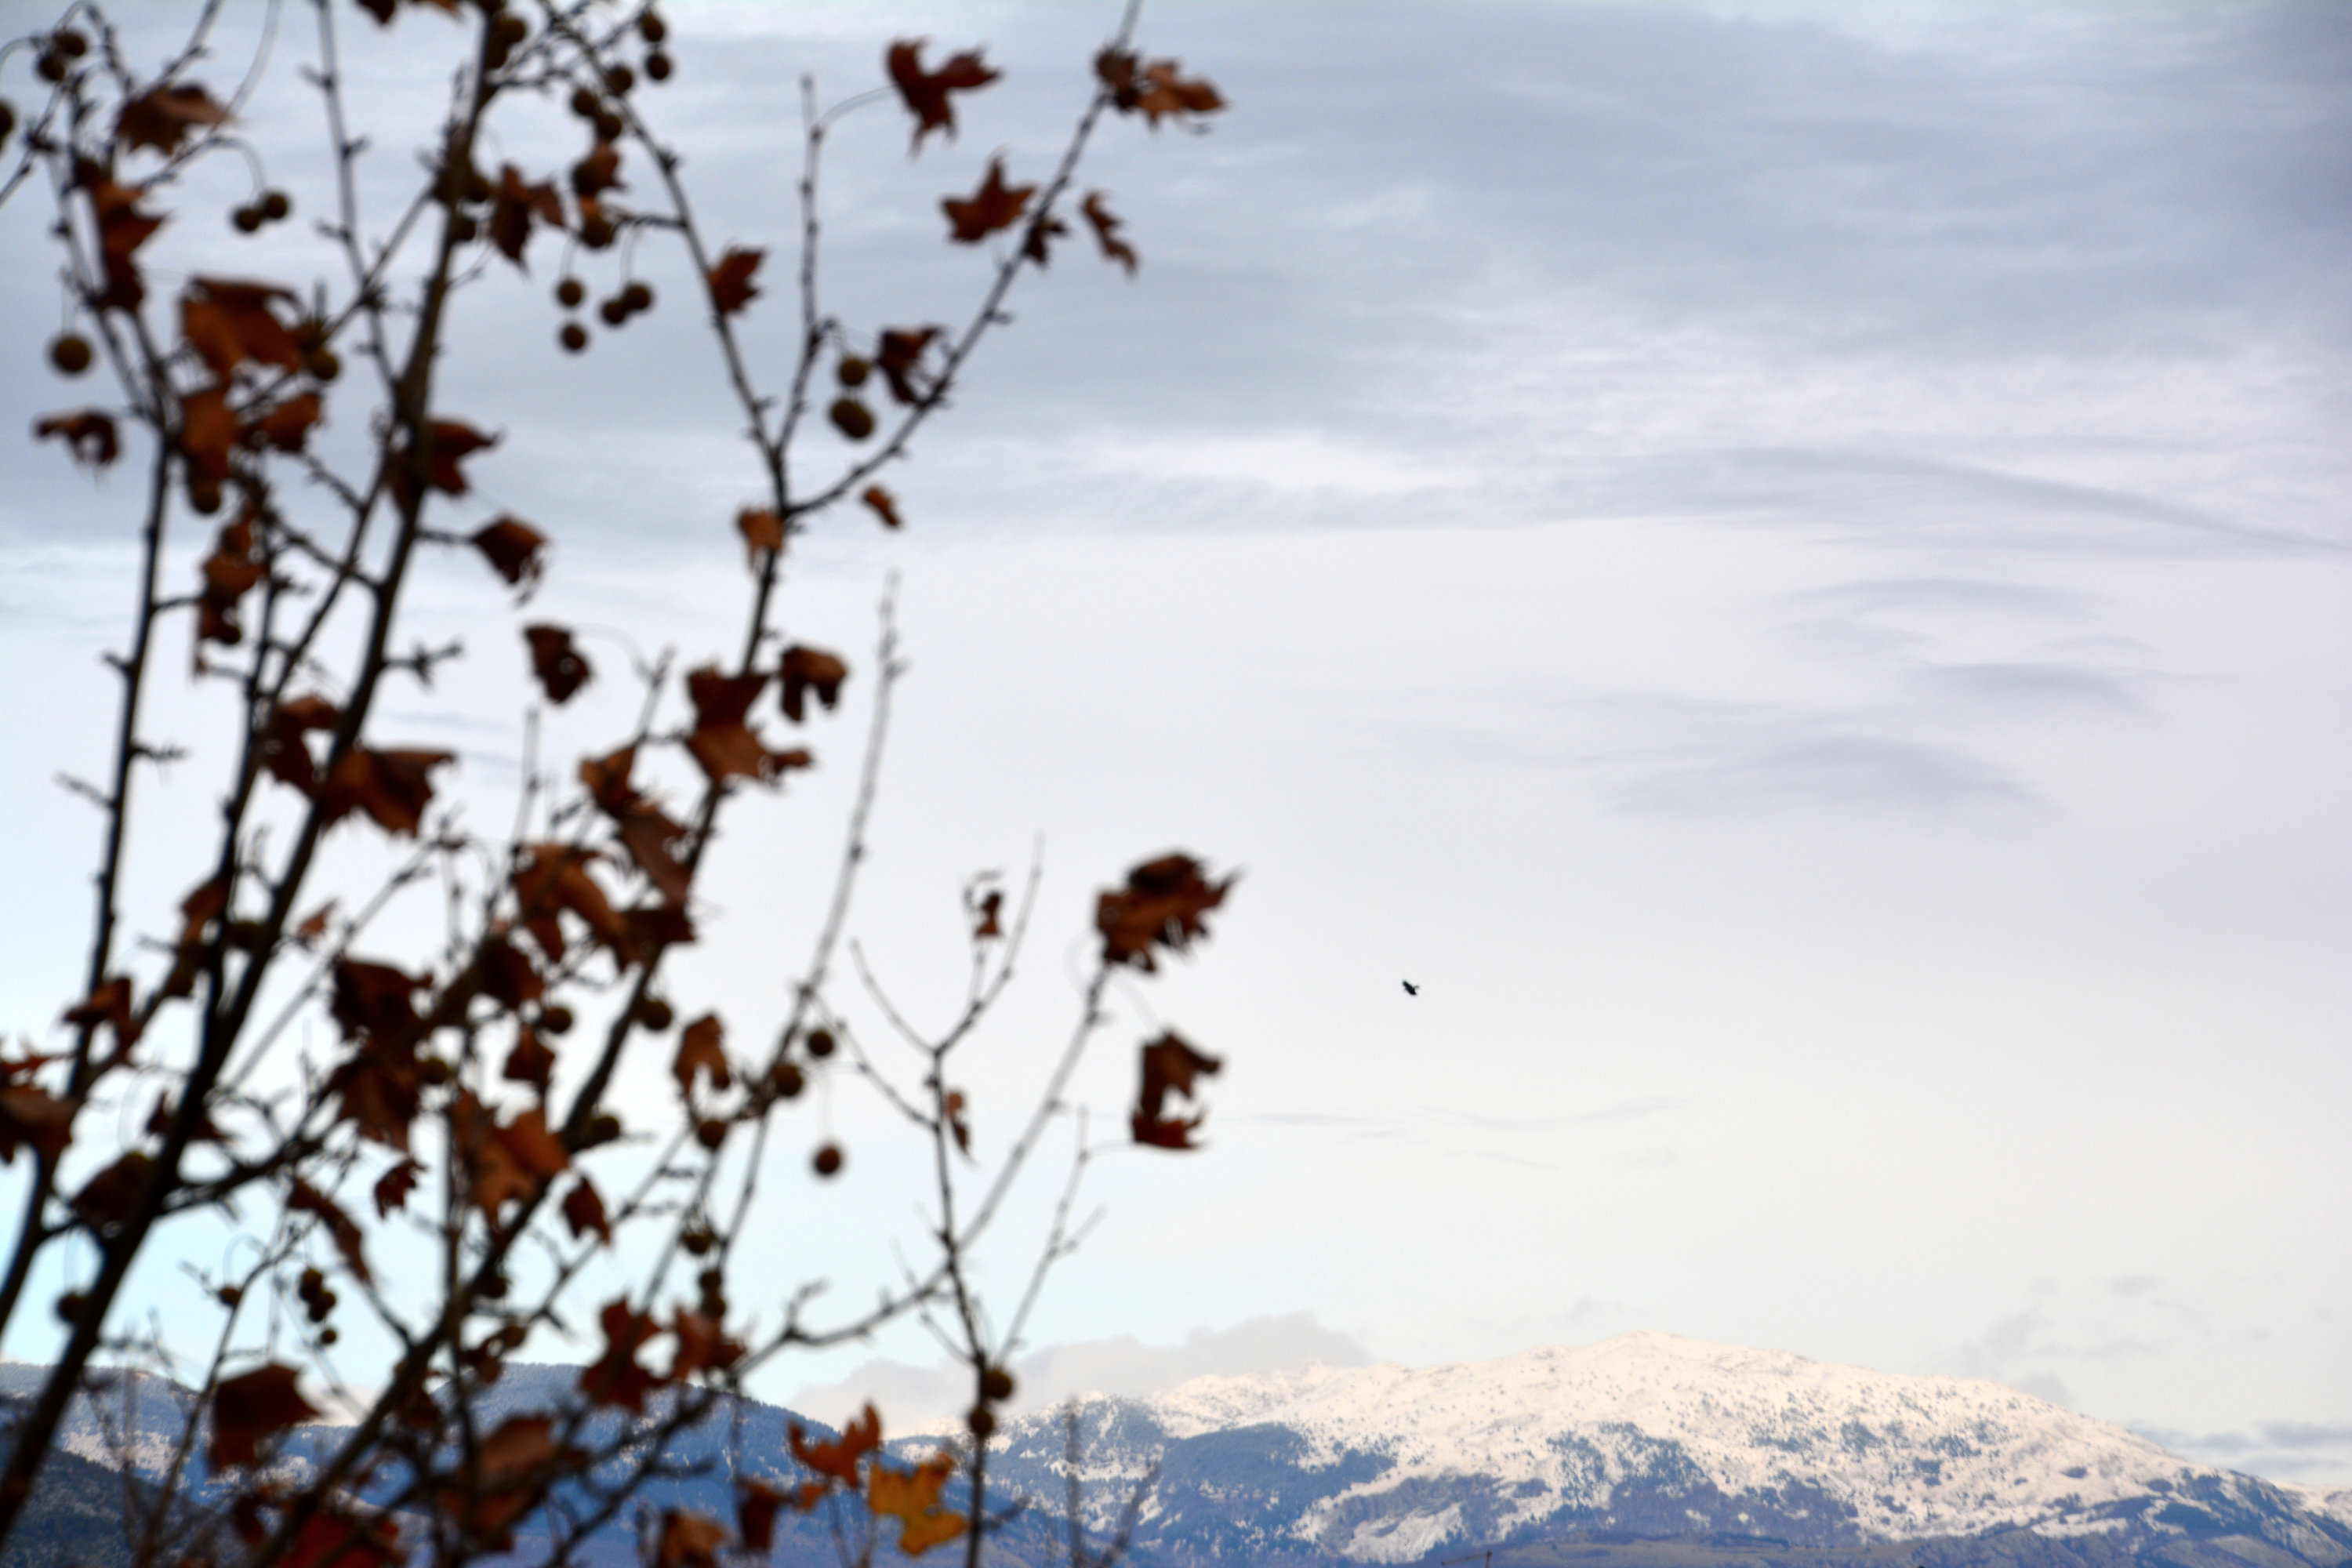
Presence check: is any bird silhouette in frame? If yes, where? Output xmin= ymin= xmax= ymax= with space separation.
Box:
xmin=1401 ymin=980 xmax=1418 ymax=996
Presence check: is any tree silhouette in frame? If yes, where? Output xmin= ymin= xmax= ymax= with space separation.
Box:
xmin=0 ymin=5 xmax=1229 ymax=1566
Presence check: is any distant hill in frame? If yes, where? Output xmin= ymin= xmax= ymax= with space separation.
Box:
xmin=8 ymin=1336 xmax=2349 ymax=1567
xmin=974 ymin=1332 xmax=2352 ymax=1567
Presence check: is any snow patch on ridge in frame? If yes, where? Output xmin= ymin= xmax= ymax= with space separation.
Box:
xmin=1083 ymin=1330 xmax=2251 ymax=1545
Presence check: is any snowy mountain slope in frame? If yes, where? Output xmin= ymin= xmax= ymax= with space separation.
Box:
xmin=11 ymin=1341 xmax=2348 ymax=1568
xmin=1 ymin=1359 xmax=198 ymax=1481
xmin=977 ymin=1332 xmax=2352 ymax=1566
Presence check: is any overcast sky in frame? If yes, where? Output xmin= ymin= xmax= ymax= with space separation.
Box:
xmin=2 ymin=0 xmax=2347 ymax=1488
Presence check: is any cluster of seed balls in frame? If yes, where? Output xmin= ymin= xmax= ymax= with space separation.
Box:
xmin=296 ymin=1266 xmax=340 ymax=1344
xmin=554 ymin=273 xmax=653 ymax=353
xmin=552 ymin=9 xmax=673 ymax=353
xmin=30 ymin=24 xmax=87 ymax=84
xmin=829 ymin=355 xmax=879 ymax=441
xmin=230 ymin=187 xmax=294 ymax=234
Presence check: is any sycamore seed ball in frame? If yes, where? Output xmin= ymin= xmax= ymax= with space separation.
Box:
xmin=829 ymin=398 xmax=875 ymax=441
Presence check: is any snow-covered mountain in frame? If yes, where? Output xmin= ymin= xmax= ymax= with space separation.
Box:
xmin=978 ymin=1331 xmax=2352 ymax=1566
xmin=0 ymin=1359 xmax=198 ymax=1480
xmin=10 ymin=1338 xmax=2350 ymax=1567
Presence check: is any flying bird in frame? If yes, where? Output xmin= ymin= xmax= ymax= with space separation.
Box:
xmin=1401 ymin=980 xmax=1418 ymax=996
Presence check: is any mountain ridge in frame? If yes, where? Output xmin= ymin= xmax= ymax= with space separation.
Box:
xmin=7 ymin=1334 xmax=2348 ymax=1568
xmin=964 ymin=1331 xmax=2352 ymax=1567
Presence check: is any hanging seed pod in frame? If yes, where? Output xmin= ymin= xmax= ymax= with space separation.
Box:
xmin=828 ymin=399 xmax=875 ymax=441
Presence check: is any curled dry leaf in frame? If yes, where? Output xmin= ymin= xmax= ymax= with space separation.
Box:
xmin=245 ymin=391 xmax=322 ymax=453
xmin=476 ymin=933 xmax=545 ymax=1010
xmin=1082 ymin=191 xmax=1138 ymax=274
xmin=390 ymin=419 xmax=497 ymax=503
xmin=1023 ymin=207 xmax=1072 ymax=268
xmin=673 ymin=1014 xmax=731 ymax=1098
xmin=500 ymin=1025 xmax=554 ymax=1089
xmin=523 ymin=624 xmax=593 ymax=704
xmin=1131 ymin=1029 xmax=1222 ymax=1150
xmin=684 ymin=665 xmax=811 ymax=786
xmin=777 ymin=645 xmax=848 ymax=723
xmin=580 ymin=748 xmax=694 ymax=904
xmin=735 ymin=506 xmax=785 ymax=564
xmin=571 ymin=142 xmax=624 ymax=200
xmin=489 ymin=164 xmax=564 ymax=266
xmin=579 ymin=1297 xmax=666 ymax=1412
xmin=868 ymin=1453 xmax=967 ymax=1557
xmin=371 ymin=1157 xmax=421 ymax=1219
xmin=293 ymin=901 xmax=337 ymax=948
xmin=514 ymin=844 xmax=626 ymax=962
xmin=62 ymin=975 xmax=140 ymax=1053
xmin=707 ymin=248 xmax=764 ymax=316
xmin=34 ymin=411 xmax=121 ymax=468
xmin=209 ymin=1363 xmax=319 ymax=1470
xmin=789 ymin=1403 xmax=880 ymax=1486
xmin=327 ymin=960 xmax=430 ymax=1149
xmin=1096 ymin=853 xmax=1234 ymax=971
xmin=78 ymin=162 xmax=165 ymax=311
xmin=288 ymin=1177 xmax=373 ymax=1286
xmin=0 ymin=1080 xmax=77 ymax=1166
xmin=738 ymin=1480 xmax=786 ymax=1553
xmin=181 ymin=383 xmax=238 ymax=485
xmin=470 ymin=516 xmax=547 ymax=591
xmin=71 ymin=1151 xmax=154 ymax=1229
xmin=1097 ymin=49 xmax=1227 ymax=125
xmin=942 ymin=156 xmax=1034 ymax=244
xmin=655 ymin=1511 xmax=730 ymax=1568
xmin=321 ymin=747 xmax=455 ymax=837
xmin=182 ymin=278 xmax=303 ymax=382
xmin=860 ymin=485 xmax=902 ymax=528
xmin=619 ymin=901 xmax=697 ymax=966
xmin=452 ymin=1091 xmax=570 ymax=1219
xmin=669 ymin=1307 xmax=745 ymax=1380
xmin=196 ymin=511 xmax=263 ymax=646
xmin=163 ymin=876 xmax=230 ymax=999
xmin=875 ymin=328 xmax=939 ymax=405
xmin=328 ymin=960 xmax=426 ymax=1045
xmin=885 ymin=39 xmax=1000 ymax=151
xmin=260 ymin=694 xmax=339 ymax=795
xmin=116 ymin=82 xmax=231 ymax=157
xmin=560 ymin=1175 xmax=611 ymax=1245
